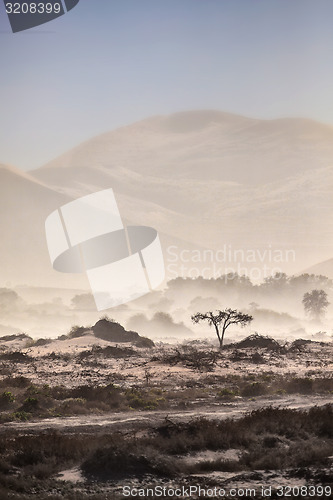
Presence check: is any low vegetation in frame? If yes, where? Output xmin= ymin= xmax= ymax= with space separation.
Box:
xmin=0 ymin=406 xmax=331 ymax=499
xmin=0 ymin=332 xmax=332 ymax=422
xmin=0 ymin=367 xmax=332 ymax=422
xmin=0 ymin=379 xmax=171 ymax=421
xmin=0 ymin=329 xmax=332 ymax=498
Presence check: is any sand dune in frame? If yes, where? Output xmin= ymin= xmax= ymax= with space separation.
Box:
xmin=1 ymin=111 xmax=333 ymax=288
xmin=0 ymin=164 xmax=88 ymax=288
xmin=33 ymin=110 xmax=333 ymax=185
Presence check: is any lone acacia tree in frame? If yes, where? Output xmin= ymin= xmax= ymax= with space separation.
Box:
xmin=302 ymin=289 xmax=329 ymax=321
xmin=191 ymin=308 xmax=253 ymax=348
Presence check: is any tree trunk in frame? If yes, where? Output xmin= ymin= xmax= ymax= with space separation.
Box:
xmin=214 ymin=324 xmax=222 ymax=347
xmin=219 ymin=327 xmax=226 ymax=349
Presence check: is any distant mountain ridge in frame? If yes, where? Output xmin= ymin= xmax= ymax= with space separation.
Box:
xmin=31 ymin=110 xmax=333 ymax=272
xmin=33 ymin=110 xmax=333 ymax=185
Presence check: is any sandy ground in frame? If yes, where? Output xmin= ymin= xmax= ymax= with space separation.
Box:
xmin=1 ymin=333 xmax=332 ymax=499
xmin=0 ymin=333 xmax=332 ymax=389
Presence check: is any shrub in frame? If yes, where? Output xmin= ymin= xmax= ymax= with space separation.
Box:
xmin=68 ymin=325 xmax=89 ymax=339
xmin=241 ymin=382 xmax=267 ymax=397
xmin=286 ymin=377 xmax=313 ymax=394
xmin=82 ymin=447 xmax=154 ymax=480
xmin=20 ymin=397 xmax=38 ymax=412
xmin=82 ymin=444 xmax=179 ymax=480
xmin=58 ymin=398 xmax=88 ymax=415
xmin=0 ymin=352 xmax=32 ymax=363
xmin=77 ymin=345 xmax=135 ymax=360
xmin=34 ymin=338 xmax=52 ymax=347
xmin=232 ymin=334 xmax=285 ymax=352
xmin=0 ymin=391 xmax=15 ymax=408
xmin=92 ymin=318 xmax=139 ymax=342
xmin=12 ymin=411 xmax=30 ymax=421
xmin=0 ymin=376 xmax=30 ymax=388
xmin=217 ymin=388 xmax=239 ymax=400
xmin=157 ymin=346 xmax=217 ymax=371
xmin=125 ymin=388 xmax=160 ymax=410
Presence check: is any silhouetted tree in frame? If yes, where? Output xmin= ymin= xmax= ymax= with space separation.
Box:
xmin=191 ymin=308 xmax=253 ymax=348
xmin=263 ymin=272 xmax=288 ymax=289
xmin=302 ymin=289 xmax=329 ymax=321
xmin=249 ymin=302 xmax=259 ymax=312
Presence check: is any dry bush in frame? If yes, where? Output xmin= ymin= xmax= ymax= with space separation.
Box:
xmin=0 ymin=352 xmax=33 ymax=363
xmin=0 ymin=376 xmax=30 ymax=388
xmin=155 ymin=345 xmax=218 ymax=371
xmin=229 ymin=334 xmax=286 ymax=352
xmin=77 ymin=345 xmax=136 ymax=360
xmin=240 ymin=382 xmax=268 ymax=397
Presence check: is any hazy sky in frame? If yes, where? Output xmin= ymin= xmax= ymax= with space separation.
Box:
xmin=1 ymin=0 xmax=333 ymax=170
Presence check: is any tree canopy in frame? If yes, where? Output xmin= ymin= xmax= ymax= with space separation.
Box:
xmin=191 ymin=308 xmax=253 ymax=348
xmin=302 ymin=289 xmax=329 ymax=321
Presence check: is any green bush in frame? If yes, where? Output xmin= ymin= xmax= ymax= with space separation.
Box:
xmin=0 ymin=391 xmax=15 ymax=408
xmin=217 ymin=388 xmax=239 ymax=400
xmin=20 ymin=397 xmax=38 ymax=412
xmin=12 ymin=411 xmax=30 ymax=421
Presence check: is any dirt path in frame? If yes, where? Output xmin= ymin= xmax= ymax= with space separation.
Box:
xmin=3 ymin=394 xmax=332 ymax=434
